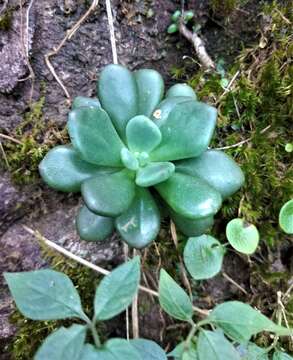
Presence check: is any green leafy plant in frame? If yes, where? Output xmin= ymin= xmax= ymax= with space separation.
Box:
xmin=279 ymin=200 xmax=293 ymax=235
xmin=4 ymin=258 xmax=167 ymax=359
xmin=167 ymin=10 xmax=194 ymax=34
xmin=158 ymin=270 xmax=293 ymax=360
xmin=39 ymin=64 xmax=244 ymax=249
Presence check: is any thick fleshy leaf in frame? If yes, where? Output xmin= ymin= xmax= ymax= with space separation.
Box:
xmin=72 ymin=96 xmax=101 ymax=109
xmin=81 ymin=170 xmax=136 ymax=217
xmin=170 ymin=208 xmax=214 ymax=236
xmin=226 ymin=218 xmax=259 ymax=255
xmin=68 ymin=106 xmax=124 ymax=166
xmin=39 ymin=145 xmax=104 ymax=192
xmin=183 ymin=235 xmax=225 ymax=280
xmin=207 ymin=301 xmax=293 ymax=342
xmin=4 ymin=270 xmax=84 ymax=320
xmin=166 ymin=83 xmax=197 ymax=100
xmin=98 ymin=64 xmax=138 ymax=140
xmin=197 ymin=329 xmax=240 ymax=360
xmin=176 ymin=150 xmax=245 ymax=199
xmin=279 ymin=199 xmax=293 ymax=234
xmin=135 ymin=69 xmax=164 ymax=117
xmin=151 ymin=96 xmax=192 ymax=126
xmin=115 ymin=188 xmax=160 ymax=249
xmin=156 ymin=173 xmax=222 ymax=219
xmin=76 ymin=205 xmax=114 ymax=242
xmin=130 ymin=339 xmax=167 ymax=360
xmin=35 ymin=325 xmax=86 ymax=360
xmin=126 ymin=115 xmax=162 ymax=153
xmin=120 ymin=148 xmax=139 ymax=170
xmin=136 ymin=162 xmax=175 ymax=187
xmin=159 ymin=269 xmax=193 ymax=321
xmin=94 ymin=257 xmax=140 ymax=320
xmin=150 ymin=101 xmax=217 ymax=161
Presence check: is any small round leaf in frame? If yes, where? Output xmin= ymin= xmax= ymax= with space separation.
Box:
xmin=279 ymin=200 xmax=293 ymax=234
xmin=226 ymin=218 xmax=259 ymax=254
xmin=184 ymin=235 xmax=225 ymax=280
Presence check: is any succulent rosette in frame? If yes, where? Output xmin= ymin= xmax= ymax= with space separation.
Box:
xmin=39 ymin=64 xmax=244 ymax=249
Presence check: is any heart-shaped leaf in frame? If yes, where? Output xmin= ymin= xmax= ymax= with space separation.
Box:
xmin=279 ymin=200 xmax=293 ymax=234
xmin=150 ymin=101 xmax=217 ymax=161
xmin=94 ymin=257 xmax=140 ymax=320
xmin=130 ymin=339 xmax=167 ymax=360
xmin=176 ymin=150 xmax=245 ymax=199
xmin=39 ymin=145 xmax=105 ymax=193
xmin=197 ymin=329 xmax=240 ymax=360
xmin=135 ymin=69 xmax=164 ymax=117
xmin=184 ymin=235 xmax=225 ymax=280
xmin=98 ymin=64 xmax=138 ymax=141
xmin=207 ymin=301 xmax=293 ymax=342
xmin=126 ymin=115 xmax=162 ymax=153
xmin=136 ymin=162 xmax=175 ymax=187
xmin=76 ymin=205 xmax=114 ymax=242
xmin=72 ymin=96 xmax=101 ymax=109
xmin=82 ymin=169 xmax=136 ymax=217
xmin=226 ymin=218 xmax=259 ymax=255
xmin=115 ymin=188 xmax=160 ymax=249
xmin=159 ymin=269 xmax=193 ymax=321
xmin=4 ymin=270 xmax=84 ymax=320
xmin=156 ymin=173 xmax=222 ymax=219
xmin=170 ymin=208 xmax=214 ymax=237
xmin=68 ymin=106 xmax=124 ymax=166
xmin=35 ymin=325 xmax=86 ymax=360
xmin=166 ymin=84 xmax=197 ymax=100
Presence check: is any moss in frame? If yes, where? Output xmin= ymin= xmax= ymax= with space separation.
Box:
xmin=0 ymin=9 xmax=13 ymax=30
xmin=10 ymin=244 xmax=104 ymax=360
xmin=1 ymin=93 xmax=68 ymax=185
xmin=210 ymin=0 xmax=238 ymax=16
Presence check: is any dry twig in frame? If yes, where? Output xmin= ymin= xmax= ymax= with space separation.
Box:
xmin=179 ymin=20 xmax=215 ymax=70
xmin=23 ymin=225 xmax=210 ymax=317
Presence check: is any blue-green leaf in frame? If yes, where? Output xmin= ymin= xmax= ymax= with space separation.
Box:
xmin=156 ymin=173 xmax=222 ymax=219
xmin=72 ymin=96 xmax=101 ymax=109
xmin=150 ymin=101 xmax=217 ymax=161
xmin=68 ymin=106 xmax=124 ymax=166
xmin=4 ymin=270 xmax=84 ymax=320
xmin=94 ymin=257 xmax=140 ymax=320
xmin=279 ymin=199 xmax=293 ymax=234
xmin=126 ymin=115 xmax=162 ymax=153
xmin=76 ymin=205 xmax=114 ymax=242
xmin=39 ymin=145 xmax=104 ymax=192
xmin=273 ymin=350 xmax=293 ymax=360
xmin=120 ymin=148 xmax=139 ymax=171
xmin=81 ymin=169 xmax=136 ymax=217
xmin=35 ymin=325 xmax=86 ymax=360
xmin=136 ymin=162 xmax=175 ymax=187
xmin=135 ymin=69 xmax=164 ymax=117
xmin=130 ymin=339 xmax=167 ymax=360
xmin=207 ymin=301 xmax=293 ymax=342
xmin=176 ymin=150 xmax=245 ymax=199
xmin=116 ymin=188 xmax=160 ymax=249
xmin=197 ymin=329 xmax=240 ymax=360
xmin=159 ymin=269 xmax=193 ymax=321
xmin=166 ymin=84 xmax=197 ymax=100
xmin=167 ymin=342 xmax=198 ymax=359
xmin=237 ymin=343 xmax=269 ymax=359
xmin=98 ymin=64 xmax=138 ymax=141
xmin=184 ymin=235 xmax=225 ymax=280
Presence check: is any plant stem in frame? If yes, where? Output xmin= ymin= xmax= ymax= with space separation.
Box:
xmin=90 ymin=320 xmax=101 ymax=348
xmin=185 ymin=320 xmax=197 ymax=346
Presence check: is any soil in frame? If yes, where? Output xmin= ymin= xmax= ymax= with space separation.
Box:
xmin=0 ymin=0 xmax=290 ymax=358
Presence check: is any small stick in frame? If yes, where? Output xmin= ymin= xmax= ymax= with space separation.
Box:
xmin=0 ymin=133 xmax=23 ymax=145
xmin=44 ymin=0 xmax=99 ymax=100
xmin=179 ymin=20 xmax=215 ymax=70
xmin=132 ymin=249 xmax=139 ymax=338
xmin=170 ymin=221 xmax=193 ymax=299
xmin=105 ymin=0 xmax=118 ymax=64
xmin=0 ymin=141 xmax=10 ymax=169
xmin=123 ymin=243 xmax=130 ymax=340
xmin=23 ymin=225 xmax=210 ymax=316
xmin=222 ymin=271 xmax=248 ymax=295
